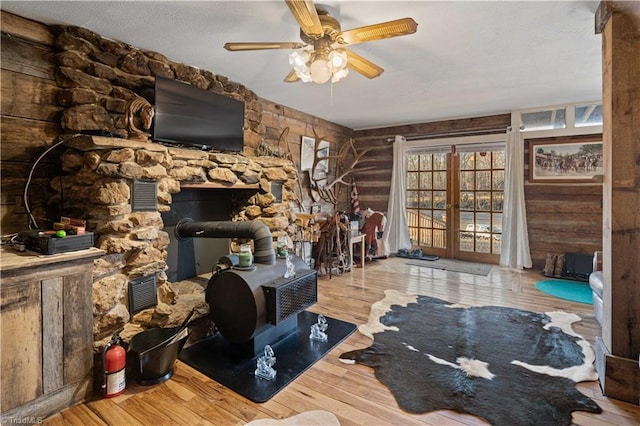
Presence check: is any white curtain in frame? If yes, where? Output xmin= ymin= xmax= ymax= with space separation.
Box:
xmin=382 ymin=135 xmax=412 ymax=255
xmin=499 ymin=128 xmax=532 ymax=269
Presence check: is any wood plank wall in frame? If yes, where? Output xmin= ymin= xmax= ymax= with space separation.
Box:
xmin=524 ymin=134 xmax=603 ymax=269
xmin=0 ymin=11 xmax=352 ymax=236
xmin=1 ymin=12 xmax=63 ymax=234
xmin=260 ymin=99 xmax=352 ymax=214
xmin=351 ymin=116 xmax=603 ymax=269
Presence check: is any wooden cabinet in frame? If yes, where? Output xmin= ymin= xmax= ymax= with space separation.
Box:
xmin=1 ymin=247 xmax=103 ymax=421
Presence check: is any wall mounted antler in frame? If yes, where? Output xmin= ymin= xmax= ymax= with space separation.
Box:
xmin=307 ymin=128 xmax=375 ymax=206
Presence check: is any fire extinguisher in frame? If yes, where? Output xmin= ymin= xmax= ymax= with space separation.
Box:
xmin=102 ymin=330 xmax=126 ymax=398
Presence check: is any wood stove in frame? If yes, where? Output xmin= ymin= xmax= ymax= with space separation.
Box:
xmin=175 ymin=218 xmax=317 ymax=356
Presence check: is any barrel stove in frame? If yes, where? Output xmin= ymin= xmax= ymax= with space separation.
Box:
xmin=175 ymin=218 xmax=317 ymax=356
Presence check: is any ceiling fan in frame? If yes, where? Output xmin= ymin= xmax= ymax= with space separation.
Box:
xmin=223 ymin=0 xmax=418 ymax=84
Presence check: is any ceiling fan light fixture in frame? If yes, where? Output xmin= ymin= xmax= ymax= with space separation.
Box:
xmin=290 ymin=45 xmax=349 ymax=84
xmin=309 ymin=57 xmax=332 ymax=84
xmin=328 ymin=49 xmax=348 ymax=70
xmin=226 ymin=3 xmax=417 ymax=85
xmin=331 ymin=67 xmax=349 ymax=83
xmin=289 ymin=49 xmax=309 ymax=69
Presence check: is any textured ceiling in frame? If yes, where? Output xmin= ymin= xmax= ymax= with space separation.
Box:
xmin=2 ymin=1 xmax=602 ymax=130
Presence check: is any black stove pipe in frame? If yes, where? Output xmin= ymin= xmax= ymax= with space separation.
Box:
xmin=174 ymin=218 xmax=276 ymax=265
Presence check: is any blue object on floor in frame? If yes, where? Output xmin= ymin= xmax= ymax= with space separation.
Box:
xmin=535 ymin=279 xmax=593 ymax=304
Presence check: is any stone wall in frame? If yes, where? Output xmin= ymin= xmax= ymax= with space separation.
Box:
xmin=50 ymin=24 xmax=266 ymax=152
xmin=55 ymin=135 xmax=299 ymax=349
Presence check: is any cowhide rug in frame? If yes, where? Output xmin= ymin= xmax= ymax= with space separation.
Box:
xmin=339 ymin=290 xmax=601 ymax=425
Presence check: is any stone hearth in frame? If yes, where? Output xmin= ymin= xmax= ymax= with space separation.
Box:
xmin=53 ymin=135 xmax=298 ymax=349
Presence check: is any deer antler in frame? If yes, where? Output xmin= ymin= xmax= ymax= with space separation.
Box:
xmin=308 ymin=129 xmax=376 ymax=206
xmin=324 ymin=140 xmax=376 ymax=191
xmin=279 ymin=127 xmax=305 ymax=211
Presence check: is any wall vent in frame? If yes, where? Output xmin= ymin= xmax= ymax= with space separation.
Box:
xmin=131 ymin=179 xmax=157 ymax=211
xmin=128 ymin=275 xmax=158 ymax=313
xmin=271 ymin=181 xmax=284 ymax=203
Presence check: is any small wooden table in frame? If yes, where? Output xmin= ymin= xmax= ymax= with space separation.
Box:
xmin=349 ymin=233 xmax=366 ymax=270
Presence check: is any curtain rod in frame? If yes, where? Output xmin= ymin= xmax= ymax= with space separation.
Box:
xmin=386 ymin=126 xmax=510 ymax=143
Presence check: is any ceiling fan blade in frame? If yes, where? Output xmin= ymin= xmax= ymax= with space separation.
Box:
xmin=284 ymin=69 xmax=300 ymax=83
xmin=224 ymin=42 xmax=305 ymax=51
xmin=340 ymin=18 xmax=418 ymax=45
xmin=285 ymin=0 xmax=323 ymax=38
xmin=345 ymin=49 xmax=384 ymax=79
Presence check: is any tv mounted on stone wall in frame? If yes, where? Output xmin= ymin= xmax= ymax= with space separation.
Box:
xmin=153 ymin=76 xmax=245 ymax=152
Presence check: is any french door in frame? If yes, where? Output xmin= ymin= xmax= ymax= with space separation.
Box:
xmin=406 ymin=144 xmax=504 ymax=263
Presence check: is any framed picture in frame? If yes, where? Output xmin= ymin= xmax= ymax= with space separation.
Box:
xmin=529 ymin=140 xmax=603 ymax=183
xmin=300 ymin=136 xmax=330 ymax=176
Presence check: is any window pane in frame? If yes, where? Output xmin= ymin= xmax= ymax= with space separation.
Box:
xmin=407 ymin=172 xmax=418 ymax=189
xmin=433 ymin=153 xmax=447 ymax=170
xmin=460 ymin=171 xmax=474 ymax=190
xmin=460 ymin=192 xmax=474 ymax=210
xmin=420 ymin=227 xmax=432 ymax=247
xmin=407 ymin=209 xmax=419 ymax=227
xmin=492 ymin=170 xmax=505 ymax=190
xmin=575 ymin=104 xmax=603 ymax=127
xmin=460 ymin=152 xmax=474 ymax=170
xmin=433 ymin=229 xmax=446 ymax=249
xmin=407 ymin=191 xmax=418 ymax=208
xmin=459 ymin=231 xmax=473 ymax=252
xmin=420 ymin=172 xmax=433 ymax=189
xmin=433 ymin=171 xmax=447 ymax=190
xmin=407 ymin=154 xmax=419 ymax=171
xmin=492 ymin=151 xmax=505 ymax=169
xmin=409 ymin=226 xmax=419 ymax=245
xmin=476 ymin=192 xmax=491 ymax=211
xmin=477 ymin=212 xmax=491 ymax=226
xmin=433 ymin=210 xmax=447 ymax=227
xmin=476 ymin=152 xmax=491 ymax=169
xmin=420 ymin=154 xmax=432 ymax=171
xmin=433 ymin=191 xmax=447 ymax=209
xmin=492 ymin=192 xmax=504 ymax=212
xmin=492 ymin=213 xmax=502 ymax=234
xmin=419 ymin=191 xmax=432 ymax=209
xmin=521 ymin=108 xmax=566 ymax=131
xmin=475 ymin=234 xmax=491 ymax=253
xmin=475 ymin=171 xmax=491 ymax=190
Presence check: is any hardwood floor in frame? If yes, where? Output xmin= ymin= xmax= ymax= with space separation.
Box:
xmin=45 ymin=258 xmax=640 ymax=425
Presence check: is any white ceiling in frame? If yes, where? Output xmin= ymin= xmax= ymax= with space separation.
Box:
xmin=2 ymin=1 xmax=602 ymax=130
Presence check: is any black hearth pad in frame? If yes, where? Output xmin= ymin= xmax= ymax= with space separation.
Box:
xmin=178 ymin=311 xmax=357 ymax=403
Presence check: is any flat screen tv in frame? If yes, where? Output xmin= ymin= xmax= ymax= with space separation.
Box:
xmin=153 ymin=76 xmax=245 ymax=152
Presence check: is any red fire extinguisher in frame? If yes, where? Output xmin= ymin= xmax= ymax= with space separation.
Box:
xmin=102 ymin=330 xmax=126 ymax=398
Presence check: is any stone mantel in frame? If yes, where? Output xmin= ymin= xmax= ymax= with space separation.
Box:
xmin=64 ymin=134 xmax=168 ymax=152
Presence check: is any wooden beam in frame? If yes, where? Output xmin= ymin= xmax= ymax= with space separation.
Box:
xmin=598 ymin=0 xmax=640 ymax=405
xmin=596 ymin=1 xmax=640 ymax=34
xmin=595 ymin=1 xmax=615 ymax=34
xmin=0 ymin=11 xmax=55 ymax=46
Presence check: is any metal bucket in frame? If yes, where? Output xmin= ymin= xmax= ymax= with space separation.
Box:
xmin=129 ymin=310 xmax=194 ymax=385
xmin=129 ymin=326 xmax=189 ymax=385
